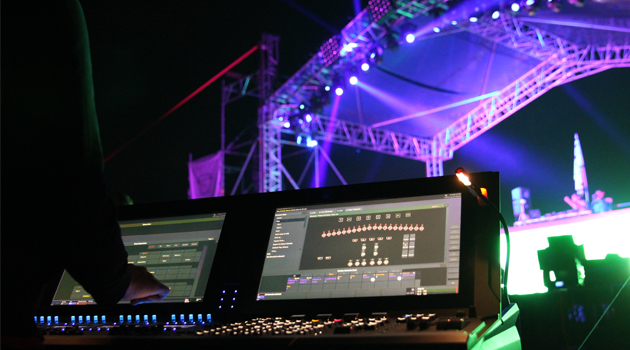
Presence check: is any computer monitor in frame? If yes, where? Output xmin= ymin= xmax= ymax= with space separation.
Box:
xmin=50 ymin=212 xmax=226 ymax=306
xmin=256 ymin=193 xmax=463 ymax=301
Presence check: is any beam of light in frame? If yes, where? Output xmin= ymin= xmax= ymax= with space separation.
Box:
xmin=353 ymin=0 xmax=362 ymax=16
xmin=370 ymin=90 xmax=500 ymax=128
xmin=104 ymin=45 xmax=259 ymax=163
xmin=355 ymin=81 xmax=418 ymax=116
xmin=279 ymin=0 xmax=339 ymax=34
xmin=311 ymin=94 xmax=341 ymax=188
xmin=518 ymin=16 xmax=630 ymax=33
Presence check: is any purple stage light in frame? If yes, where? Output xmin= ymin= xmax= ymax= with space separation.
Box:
xmin=283 ymin=122 xmax=291 ymax=128
xmin=469 ymin=17 xmax=478 ymax=23
xmin=335 ymin=87 xmax=344 ymax=96
xmin=324 ymin=85 xmax=331 ymax=91
xmin=305 ymin=114 xmax=312 ymax=122
xmin=511 ymin=3 xmax=521 ymax=11
xmin=433 ymin=27 xmax=440 ymax=33
xmin=361 ymin=62 xmax=370 ymax=71
xmin=368 ymin=0 xmax=394 ymax=23
xmin=319 ymin=36 xmax=341 ymax=68
xmin=349 ymin=76 xmax=358 ymax=85
xmin=405 ymin=33 xmax=415 ymax=43
xmin=492 ymin=11 xmax=500 ymax=19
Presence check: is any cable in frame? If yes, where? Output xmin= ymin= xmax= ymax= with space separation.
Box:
xmin=375 ymin=66 xmax=464 ymax=95
xmin=104 ymin=45 xmax=259 ymax=163
xmin=577 ymin=274 xmax=630 ymax=350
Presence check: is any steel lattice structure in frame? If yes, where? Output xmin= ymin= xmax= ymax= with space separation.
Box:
xmin=256 ymin=3 xmax=630 ymax=192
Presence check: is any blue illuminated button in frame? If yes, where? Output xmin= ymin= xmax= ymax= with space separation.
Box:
xmin=119 ymin=315 xmax=124 ymax=324
xmin=54 ymin=316 xmax=59 ymax=324
xmin=127 ymin=315 xmax=132 ymax=323
xmin=78 ymin=316 xmax=83 ymax=324
xmin=71 ymin=316 xmax=76 ymax=325
xmin=86 ymin=316 xmax=91 ymax=324
xmin=207 ymin=314 xmax=211 ymax=322
xmin=46 ymin=316 xmax=52 ymax=325
xmin=40 ymin=316 xmax=45 ymax=324
xmin=189 ymin=314 xmax=194 ymax=323
xmin=135 ymin=315 xmax=140 ymax=323
xmin=171 ymin=314 xmax=176 ymax=323
xmin=143 ymin=315 xmax=149 ymax=324
xmin=152 ymin=315 xmax=157 ymax=323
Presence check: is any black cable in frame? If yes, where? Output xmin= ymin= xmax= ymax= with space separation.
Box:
xmin=375 ymin=66 xmax=464 ymax=95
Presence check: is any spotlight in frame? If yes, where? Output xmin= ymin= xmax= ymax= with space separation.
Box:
xmin=451 ymin=20 xmax=458 ymax=25
xmin=361 ymin=62 xmax=370 ymax=71
xmin=325 ymin=86 xmax=331 ymax=91
xmin=567 ymin=0 xmax=585 ymax=7
xmin=304 ymin=114 xmax=312 ymax=122
xmin=319 ymin=35 xmax=341 ymax=68
xmin=306 ymin=137 xmax=318 ymax=148
xmin=296 ymin=135 xmax=302 ymax=144
xmin=335 ymin=87 xmax=344 ymax=96
xmin=368 ymin=0 xmax=395 ymax=23
xmin=525 ymin=0 xmax=541 ymax=15
xmin=367 ymin=46 xmax=383 ymax=65
xmin=546 ymin=0 xmax=562 ymax=13
xmin=492 ymin=10 xmax=500 ymax=19
xmin=349 ymin=76 xmax=358 ymax=85
xmin=511 ymin=3 xmax=521 ymax=11
xmin=469 ymin=16 xmax=478 ymax=23
xmin=299 ymin=104 xmax=305 ymax=110
xmin=283 ymin=122 xmax=291 ymax=128
xmin=405 ymin=33 xmax=415 ymax=43
xmin=433 ymin=27 xmax=440 ymax=33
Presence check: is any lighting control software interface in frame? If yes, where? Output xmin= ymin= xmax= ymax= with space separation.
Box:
xmin=257 ymin=194 xmax=462 ymax=301
xmin=51 ymin=212 xmax=226 ymax=305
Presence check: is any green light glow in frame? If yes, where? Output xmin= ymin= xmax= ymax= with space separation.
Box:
xmin=501 ymin=208 xmax=630 ymax=295
xmin=549 ymin=271 xmax=556 ymax=282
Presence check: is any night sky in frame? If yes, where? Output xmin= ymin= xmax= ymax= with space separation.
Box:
xmin=80 ymin=1 xmax=630 ymax=224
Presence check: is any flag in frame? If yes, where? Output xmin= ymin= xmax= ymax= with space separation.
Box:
xmin=188 ymin=152 xmax=224 ymax=199
xmin=573 ymin=133 xmax=589 ymax=204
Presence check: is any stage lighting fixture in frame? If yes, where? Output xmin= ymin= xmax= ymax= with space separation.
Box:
xmin=511 ymin=2 xmax=521 ymax=11
xmin=367 ymin=46 xmax=383 ymax=65
xmin=304 ymin=114 xmax=313 ymax=123
xmin=451 ymin=20 xmax=458 ymax=25
xmin=319 ymin=35 xmax=342 ymax=68
xmin=324 ymin=86 xmax=331 ymax=91
xmin=546 ymin=0 xmax=562 ymax=13
xmin=368 ymin=0 xmax=395 ymax=23
xmin=469 ymin=16 xmax=479 ymax=23
xmin=349 ymin=76 xmax=358 ymax=85
xmin=306 ymin=137 xmax=318 ymax=148
xmin=492 ymin=11 xmax=500 ymax=19
xmin=283 ymin=121 xmax=291 ymax=128
xmin=525 ymin=0 xmax=541 ymax=15
xmin=433 ymin=27 xmax=441 ymax=33
xmin=538 ymin=235 xmax=587 ymax=290
xmin=299 ymin=104 xmax=305 ymax=110
xmin=361 ymin=62 xmax=370 ymax=71
xmin=567 ymin=0 xmax=585 ymax=7
xmin=405 ymin=33 xmax=415 ymax=43
xmin=335 ymin=87 xmax=344 ymax=96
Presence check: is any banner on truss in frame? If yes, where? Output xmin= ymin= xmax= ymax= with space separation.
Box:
xmin=188 ymin=152 xmax=224 ymax=199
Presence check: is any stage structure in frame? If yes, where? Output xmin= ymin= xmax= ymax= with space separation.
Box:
xmin=256 ymin=0 xmax=630 ymax=193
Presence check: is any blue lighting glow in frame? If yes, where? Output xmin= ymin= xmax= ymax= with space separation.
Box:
xmin=335 ymin=87 xmax=344 ymax=96
xmin=307 ymin=139 xmax=318 ymax=147
xmin=305 ymin=114 xmax=312 ymax=122
xmin=361 ymin=62 xmax=370 ymax=71
xmin=492 ymin=11 xmax=500 ymax=19
xmin=555 ymin=281 xmax=565 ymax=288
xmin=452 ymin=20 xmax=458 ymax=25
xmin=324 ymin=85 xmax=331 ymax=91
xmin=470 ymin=17 xmax=478 ymax=23
xmin=349 ymin=76 xmax=358 ymax=85
xmin=526 ymin=0 xmax=535 ymax=5
xmin=299 ymin=104 xmax=305 ymax=110
xmin=405 ymin=33 xmax=415 ymax=43
xmin=370 ymin=52 xmax=376 ymax=59
xmin=283 ymin=122 xmax=291 ymax=128
xmin=297 ymin=135 xmax=302 ymax=144
xmin=511 ymin=3 xmax=521 ymax=11
xmin=433 ymin=27 xmax=440 ymax=33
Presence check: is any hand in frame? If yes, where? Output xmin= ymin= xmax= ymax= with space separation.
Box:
xmin=122 ymin=264 xmax=170 ymax=305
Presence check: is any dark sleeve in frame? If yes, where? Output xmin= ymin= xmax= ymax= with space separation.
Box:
xmin=2 ymin=0 xmax=131 ymax=307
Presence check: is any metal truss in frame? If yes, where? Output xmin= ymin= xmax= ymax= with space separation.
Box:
xmin=432 ymin=43 xmax=630 ymax=158
xmin=258 ymin=3 xmax=630 ymax=191
xmin=278 ymin=115 xmax=433 ymax=160
xmin=464 ymin=12 xmax=580 ymax=60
